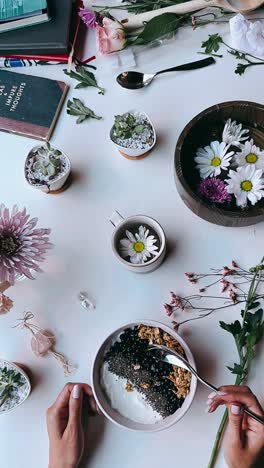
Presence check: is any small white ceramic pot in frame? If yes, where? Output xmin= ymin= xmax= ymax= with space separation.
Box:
xmin=110 ymin=110 xmax=156 ymax=160
xmin=109 ymin=210 xmax=166 ymax=273
xmin=0 ymin=360 xmax=31 ymax=415
xmin=91 ymin=319 xmax=197 ymax=432
xmin=25 ymin=145 xmax=71 ymax=193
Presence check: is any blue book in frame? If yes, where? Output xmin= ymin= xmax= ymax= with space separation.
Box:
xmin=0 ymin=0 xmax=49 ymax=33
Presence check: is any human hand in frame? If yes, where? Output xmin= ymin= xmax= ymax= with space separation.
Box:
xmin=206 ymin=385 xmax=264 ymax=468
xmin=47 ymin=383 xmax=98 ymax=468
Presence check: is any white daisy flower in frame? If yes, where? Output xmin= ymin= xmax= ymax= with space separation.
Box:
xmin=119 ymin=225 xmax=159 ymax=264
xmin=195 ymin=141 xmax=234 ymax=179
xmin=222 ymin=119 xmax=249 ymax=148
xmin=225 ymin=165 xmax=264 ymax=207
xmin=234 ymin=138 xmax=264 ymax=171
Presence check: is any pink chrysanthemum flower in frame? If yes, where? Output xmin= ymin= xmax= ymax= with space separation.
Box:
xmin=79 ymin=8 xmax=97 ymax=28
xmin=198 ymin=177 xmax=232 ymax=204
xmin=0 ymin=204 xmax=53 ymax=285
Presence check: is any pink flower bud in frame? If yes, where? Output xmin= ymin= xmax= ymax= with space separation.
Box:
xmin=164 ymin=303 xmax=173 ymax=316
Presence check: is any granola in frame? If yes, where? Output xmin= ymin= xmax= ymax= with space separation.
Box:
xmin=138 ymin=325 xmax=191 ymax=399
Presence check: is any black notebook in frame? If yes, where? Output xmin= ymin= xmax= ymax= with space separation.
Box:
xmin=0 ymin=0 xmax=72 ymax=55
xmin=0 ymin=70 xmax=68 ymax=141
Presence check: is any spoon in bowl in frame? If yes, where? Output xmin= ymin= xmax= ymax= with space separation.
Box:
xmin=116 ymin=57 xmax=215 ymax=89
xmin=149 ymin=344 xmax=264 ymax=425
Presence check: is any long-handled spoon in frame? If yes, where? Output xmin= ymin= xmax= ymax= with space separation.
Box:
xmin=116 ymin=56 xmax=215 ymax=89
xmin=121 ymin=0 xmax=264 ymax=30
xmin=149 ymin=344 xmax=264 ymax=426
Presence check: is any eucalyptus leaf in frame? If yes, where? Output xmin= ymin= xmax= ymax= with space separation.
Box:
xmin=132 ymin=13 xmax=182 ymax=46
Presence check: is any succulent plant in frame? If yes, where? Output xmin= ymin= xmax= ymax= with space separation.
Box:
xmin=33 ymin=143 xmax=62 ymax=179
xmin=0 ymin=367 xmax=23 ymax=408
xmin=113 ymin=113 xmax=145 ymax=140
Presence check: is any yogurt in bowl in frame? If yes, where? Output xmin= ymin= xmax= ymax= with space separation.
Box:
xmin=91 ymin=320 xmax=197 ymax=432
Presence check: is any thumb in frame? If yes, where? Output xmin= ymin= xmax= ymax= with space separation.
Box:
xmin=227 ymin=403 xmax=244 ymax=445
xmin=68 ymin=384 xmax=83 ymax=428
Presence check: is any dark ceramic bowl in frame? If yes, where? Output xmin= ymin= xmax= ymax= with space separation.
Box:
xmin=175 ymin=101 xmax=264 ymax=227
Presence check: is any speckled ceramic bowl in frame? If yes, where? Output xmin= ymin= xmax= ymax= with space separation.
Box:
xmin=91 ymin=320 xmax=197 ymax=432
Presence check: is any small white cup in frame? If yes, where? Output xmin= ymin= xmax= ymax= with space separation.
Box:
xmin=110 ymin=211 xmax=166 ymax=273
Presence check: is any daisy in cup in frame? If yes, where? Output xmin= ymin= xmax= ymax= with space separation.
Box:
xmin=119 ymin=225 xmax=158 ymax=264
xmin=195 ymin=141 xmax=234 ymax=179
xmin=225 ymin=165 xmax=264 ymax=207
xmin=222 ymin=119 xmax=249 ymax=148
xmin=234 ymin=138 xmax=264 ymax=170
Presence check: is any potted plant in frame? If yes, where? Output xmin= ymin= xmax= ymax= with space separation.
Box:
xmin=25 ymin=143 xmax=71 ymax=193
xmin=0 ymin=360 xmax=31 ymax=414
xmin=110 ymin=110 xmax=156 ymax=160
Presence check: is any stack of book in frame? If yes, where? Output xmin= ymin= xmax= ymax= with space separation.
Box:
xmin=0 ymin=0 xmax=83 ymax=66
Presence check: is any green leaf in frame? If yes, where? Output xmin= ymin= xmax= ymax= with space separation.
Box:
xmin=235 ymin=63 xmax=248 ymax=76
xmin=134 ymin=125 xmax=144 ymax=134
xmin=219 ymin=320 xmax=241 ymax=337
xmin=201 ymin=33 xmax=223 ymax=55
xmin=248 ymin=301 xmax=260 ymax=310
xmin=133 ymin=13 xmax=181 ymax=46
xmin=227 ymin=363 xmax=244 ymax=376
xmin=67 ymin=98 xmax=102 ymax=124
xmin=64 ymin=66 xmax=105 ymax=95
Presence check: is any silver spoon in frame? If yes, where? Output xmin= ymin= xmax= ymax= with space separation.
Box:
xmin=149 ymin=344 xmax=264 ymax=426
xmin=116 ymin=57 xmax=215 ymax=89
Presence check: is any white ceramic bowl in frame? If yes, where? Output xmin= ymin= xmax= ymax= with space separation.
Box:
xmin=110 ymin=212 xmax=166 ymax=273
xmin=25 ymin=145 xmax=71 ymax=193
xmin=110 ymin=110 xmax=157 ymax=159
xmin=0 ymin=360 xmax=31 ymax=415
xmin=91 ymin=320 xmax=197 ymax=432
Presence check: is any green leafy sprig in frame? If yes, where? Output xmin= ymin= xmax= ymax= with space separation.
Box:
xmin=208 ymin=258 xmax=264 ymax=468
xmin=64 ymin=66 xmax=105 ymax=95
xmin=67 ymin=99 xmax=102 ymax=124
xmin=0 ymin=367 xmax=23 ymax=408
xmin=200 ymin=33 xmax=264 ymax=75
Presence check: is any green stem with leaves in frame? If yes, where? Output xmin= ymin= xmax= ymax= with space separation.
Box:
xmin=207 ymin=258 xmax=264 ymax=468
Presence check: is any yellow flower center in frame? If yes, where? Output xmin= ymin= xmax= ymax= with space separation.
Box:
xmin=241 ymin=180 xmax=253 ymax=192
xmin=211 ymin=157 xmax=221 ymax=167
xmin=134 ymin=242 xmax=145 ymax=253
xmin=245 ymin=153 xmax=258 ymax=164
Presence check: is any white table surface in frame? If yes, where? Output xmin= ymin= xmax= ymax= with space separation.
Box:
xmin=1 ymin=14 xmax=264 ymax=468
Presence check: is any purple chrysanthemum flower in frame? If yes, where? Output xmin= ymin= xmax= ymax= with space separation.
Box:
xmin=79 ymin=8 xmax=97 ymax=28
xmin=0 ymin=204 xmax=53 ymax=285
xmin=198 ymin=178 xmax=232 ymax=204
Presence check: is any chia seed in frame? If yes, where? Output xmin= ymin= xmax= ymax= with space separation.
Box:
xmin=104 ymin=327 xmax=186 ymax=418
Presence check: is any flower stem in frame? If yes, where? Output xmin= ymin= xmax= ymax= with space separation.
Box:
xmin=207 ymin=375 xmax=242 ymax=468
xmin=207 ymin=409 xmax=228 ymax=468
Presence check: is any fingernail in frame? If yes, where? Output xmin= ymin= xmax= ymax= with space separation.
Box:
xmin=72 ymin=384 xmax=81 ymax=399
xmin=231 ymin=405 xmax=242 ymax=415
xmin=208 ymin=392 xmax=217 ymax=399
xmin=217 ymin=391 xmax=228 ymax=396
xmin=206 ymin=398 xmax=213 ymax=406
xmin=205 ymin=405 xmax=213 ymax=413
